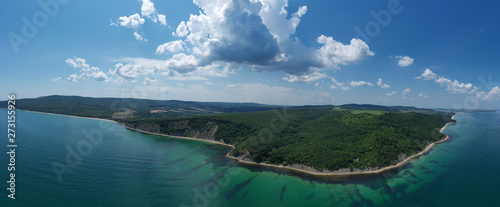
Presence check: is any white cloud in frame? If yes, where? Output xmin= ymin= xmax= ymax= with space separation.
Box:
xmin=402 ymin=88 xmax=411 ymax=95
xmin=349 ymin=80 xmax=374 ymax=87
xmin=164 ymin=53 xmax=198 ymax=73
xmin=386 ymin=91 xmax=397 ymax=96
xmin=115 ymin=13 xmax=145 ymax=30
xmin=109 ymin=63 xmax=154 ymax=80
xmin=477 ymin=86 xmax=500 ymax=101
xmin=65 ymin=57 xmax=108 ymax=82
xmin=418 ymin=93 xmax=428 ymax=99
xmin=282 ymin=71 xmax=327 ymax=83
xmin=168 ymin=0 xmax=373 ymax=75
xmin=156 ymin=40 xmax=185 ymax=54
xmin=143 ymin=77 xmax=158 ymax=85
xmin=109 ymin=0 xmax=376 ymax=87
xmin=50 ymin=77 xmax=61 ymax=82
xmin=416 ymin=69 xmax=478 ymax=95
xmin=395 ymin=55 xmax=414 ymax=67
xmin=435 ymin=76 xmax=477 ymax=94
xmin=133 ymin=32 xmax=147 ymax=41
xmin=139 ymin=0 xmax=167 ymax=25
xmin=317 ymin=35 xmax=374 ymax=68
xmin=256 ymin=0 xmax=307 ymax=42
xmin=141 ymin=0 xmax=157 ymax=21
xmin=157 ymin=14 xmax=167 ymax=25
xmin=107 ymin=54 xmax=200 ymax=83
xmin=377 ymin=78 xmax=390 ymax=89
xmin=416 ymin=69 xmax=437 ymax=80
xmin=330 ymin=78 xmax=350 ymax=91
xmin=93 ymin=71 xmax=109 ymax=81
xmin=174 ymin=21 xmax=188 ymax=37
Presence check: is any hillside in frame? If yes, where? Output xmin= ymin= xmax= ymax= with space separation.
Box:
xmin=1 ymin=95 xmax=283 ymax=119
xmin=122 ymin=106 xmax=454 ymax=171
xmin=2 ymin=95 xmax=455 ymax=172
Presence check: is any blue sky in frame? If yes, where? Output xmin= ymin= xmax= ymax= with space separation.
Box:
xmin=1 ymin=0 xmax=500 ymax=109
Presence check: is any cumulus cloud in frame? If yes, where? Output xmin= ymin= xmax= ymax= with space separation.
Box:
xmin=109 ymin=64 xmax=143 ymax=80
xmin=395 ymin=55 xmax=414 ymax=67
xmin=109 ymin=63 xmax=155 ymax=80
xmin=156 ymin=40 xmax=185 ymax=54
xmin=108 ymin=53 xmax=201 ymax=82
xmin=157 ymin=14 xmax=167 ymax=25
xmin=256 ymin=0 xmax=307 ymax=42
xmin=416 ymin=69 xmax=437 ymax=80
xmin=436 ymin=76 xmax=477 ymax=94
xmin=477 ymin=86 xmax=500 ymax=101
xmin=141 ymin=0 xmax=156 ymax=21
xmin=50 ymin=77 xmax=61 ymax=82
xmin=417 ymin=69 xmax=477 ymax=94
xmin=93 ymin=71 xmax=108 ymax=81
xmin=164 ymin=53 xmax=199 ymax=73
xmin=377 ymin=78 xmax=390 ymax=89
xmin=402 ymin=88 xmax=411 ymax=95
xmin=349 ymin=80 xmax=374 ymax=87
xmin=164 ymin=0 xmax=373 ymax=76
xmin=114 ymin=13 xmax=145 ymax=30
xmin=174 ymin=21 xmax=188 ymax=37
xmin=317 ymin=35 xmax=374 ymax=68
xmin=112 ymin=0 xmax=166 ymax=41
xmin=282 ymin=71 xmax=327 ymax=83
xmin=66 ymin=57 xmax=108 ymax=82
xmin=139 ymin=0 xmax=167 ymax=25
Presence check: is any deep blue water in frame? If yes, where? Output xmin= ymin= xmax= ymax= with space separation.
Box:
xmin=1 ymin=110 xmax=499 ymax=206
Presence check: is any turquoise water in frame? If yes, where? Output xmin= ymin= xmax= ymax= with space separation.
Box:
xmin=1 ymin=110 xmax=499 ymax=206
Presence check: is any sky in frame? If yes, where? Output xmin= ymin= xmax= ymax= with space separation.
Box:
xmin=1 ymin=0 xmax=500 ymax=109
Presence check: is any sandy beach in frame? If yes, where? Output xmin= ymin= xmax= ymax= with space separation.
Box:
xmin=21 ymin=109 xmax=459 ymax=177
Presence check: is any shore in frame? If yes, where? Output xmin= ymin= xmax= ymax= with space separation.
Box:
xmin=18 ymin=109 xmax=120 ymax=124
xmin=123 ymin=113 xmax=460 ymax=177
xmin=19 ymin=109 xmax=458 ymax=177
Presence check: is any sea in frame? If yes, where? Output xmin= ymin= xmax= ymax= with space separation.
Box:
xmin=1 ymin=109 xmax=499 ymax=206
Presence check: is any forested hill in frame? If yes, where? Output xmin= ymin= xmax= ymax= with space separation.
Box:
xmin=2 ymin=95 xmax=455 ymax=171
xmin=1 ymin=95 xmax=284 ymax=119
xmin=122 ymin=106 xmax=455 ymax=171
xmin=1 ymin=95 xmax=444 ymax=120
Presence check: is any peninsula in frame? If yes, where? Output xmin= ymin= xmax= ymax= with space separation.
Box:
xmin=2 ymin=95 xmax=457 ymax=176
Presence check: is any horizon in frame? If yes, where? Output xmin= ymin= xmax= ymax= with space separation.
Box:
xmin=3 ymin=94 xmax=498 ymax=110
xmin=2 ymin=0 xmax=500 ymax=109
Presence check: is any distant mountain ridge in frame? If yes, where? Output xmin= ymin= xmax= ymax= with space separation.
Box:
xmin=1 ymin=95 xmax=284 ymax=119
xmin=1 ymin=95 xmax=451 ymax=119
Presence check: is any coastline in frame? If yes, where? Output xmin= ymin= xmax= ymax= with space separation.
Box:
xmin=18 ymin=109 xmax=458 ymax=177
xmin=17 ymin=109 xmax=120 ymax=124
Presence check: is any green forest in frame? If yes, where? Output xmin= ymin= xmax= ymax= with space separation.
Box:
xmin=3 ymin=95 xmax=456 ymax=171
xmin=123 ymin=106 xmax=455 ymax=171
